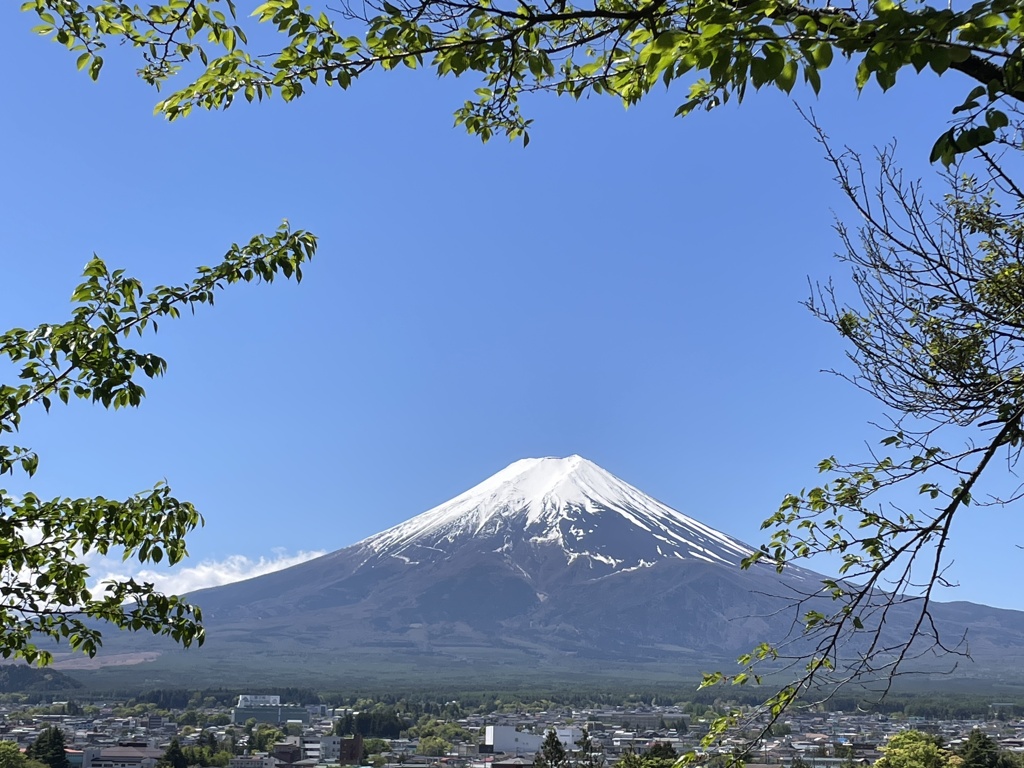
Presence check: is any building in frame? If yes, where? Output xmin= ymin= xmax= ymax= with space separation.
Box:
xmin=484 ymin=727 xmax=541 ymax=756
xmin=339 ymin=735 xmax=363 ymax=766
xmin=238 ymin=697 xmax=281 ymax=708
xmin=619 ymin=713 xmax=663 ymax=730
xmin=319 ymin=736 xmax=342 ymax=762
xmin=82 ymin=745 xmax=165 ymax=768
xmin=271 ymin=743 xmax=301 ymax=765
xmin=228 ymin=755 xmax=280 ymax=768
xmin=555 ymin=729 xmax=583 ymax=751
xmin=232 ymin=695 xmax=311 ymax=727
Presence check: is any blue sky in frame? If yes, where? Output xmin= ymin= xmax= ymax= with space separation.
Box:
xmin=3 ymin=5 xmax=1021 ymax=609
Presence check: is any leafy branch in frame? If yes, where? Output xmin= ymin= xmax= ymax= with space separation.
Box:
xmin=690 ymin=118 xmax=1024 ymax=760
xmin=0 ymin=221 xmax=316 ymax=664
xmin=19 ymin=0 xmax=1024 ymax=151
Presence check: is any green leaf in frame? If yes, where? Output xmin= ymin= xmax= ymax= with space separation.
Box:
xmin=811 ymin=42 xmax=833 ymax=69
xmin=987 ymin=108 xmax=1009 ymax=129
xmin=929 ymin=128 xmax=955 ymax=165
xmin=777 ymin=60 xmax=797 ymax=93
xmin=929 ymin=47 xmax=952 ymax=74
xmin=855 ymin=60 xmax=870 ymax=90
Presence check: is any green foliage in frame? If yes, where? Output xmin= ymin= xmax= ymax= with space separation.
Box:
xmin=336 ymin=713 xmax=354 ymax=736
xmin=876 ymin=731 xmax=959 ymax=768
xmin=158 ymin=740 xmax=188 ymax=768
xmin=180 ymin=746 xmax=232 ymax=768
xmin=616 ymin=743 xmax=674 ymax=768
xmin=0 ymin=740 xmax=28 ymax=768
xmin=249 ymin=726 xmax=285 ymax=753
xmin=0 ymin=745 xmax=46 ymax=768
xmin=638 ymin=741 xmax=679 ymax=768
xmin=135 ymin=689 xmax=193 ymax=709
xmin=646 ymin=743 xmax=677 ymax=761
xmin=26 ymin=727 xmax=69 ymax=768
xmin=416 ymin=736 xmax=451 ymax=756
xmin=0 ymin=749 xmax=45 ymax=768
xmin=0 ymin=222 xmax=315 ymax=665
xmin=18 ymin=0 xmax=1024 ymax=153
xmin=178 ymin=710 xmax=202 ymax=727
xmin=339 ymin=707 xmax=407 ymax=739
xmin=0 ymin=666 xmax=81 ymax=693
xmin=574 ymin=728 xmax=605 ymax=768
xmin=363 ymin=739 xmax=392 ymax=756
xmin=690 ymin=107 xmax=1024 ymax=760
xmin=955 ymin=731 xmax=1023 ymax=768
xmin=958 ymin=732 xmax=1000 ymax=768
xmin=534 ymin=729 xmax=567 ymax=768
xmin=404 ymin=714 xmax=468 ymax=742
xmin=17 ymin=0 xmax=1024 ymax=751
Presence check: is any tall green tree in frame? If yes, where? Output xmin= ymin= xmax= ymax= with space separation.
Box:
xmin=336 ymin=714 xmax=356 ymax=737
xmin=956 ymin=731 xmax=1022 ymax=768
xmin=159 ymin=740 xmax=188 ymax=768
xmin=26 ymin=727 xmax=69 ymax=768
xmin=958 ymin=732 xmax=1000 ymax=768
xmin=534 ymin=730 xmax=567 ymax=768
xmin=573 ymin=729 xmax=604 ymax=768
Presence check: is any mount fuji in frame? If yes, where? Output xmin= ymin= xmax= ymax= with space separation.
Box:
xmin=362 ymin=455 xmax=755 ymax=572
xmin=89 ymin=456 xmax=1024 ymax=686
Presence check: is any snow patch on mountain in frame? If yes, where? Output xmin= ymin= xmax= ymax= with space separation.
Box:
xmin=360 ymin=456 xmax=756 ymax=571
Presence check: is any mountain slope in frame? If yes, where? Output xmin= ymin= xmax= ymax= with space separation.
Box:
xmin=189 ymin=455 xmax=786 ymax=627
xmin=88 ymin=456 xmax=1024 ymax=686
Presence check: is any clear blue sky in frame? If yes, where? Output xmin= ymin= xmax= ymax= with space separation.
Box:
xmin=2 ymin=5 xmax=1019 ymax=608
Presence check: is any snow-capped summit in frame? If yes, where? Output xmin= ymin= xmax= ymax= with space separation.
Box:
xmin=359 ymin=455 xmax=754 ymax=573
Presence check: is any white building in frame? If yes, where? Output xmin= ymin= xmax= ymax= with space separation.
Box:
xmin=485 ymin=726 xmax=542 ymax=755
xmin=238 ymin=696 xmax=281 ymax=707
xmin=556 ymin=729 xmax=584 ymax=751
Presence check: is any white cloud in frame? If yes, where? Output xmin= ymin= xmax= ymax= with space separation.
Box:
xmin=87 ymin=549 xmax=327 ymax=596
